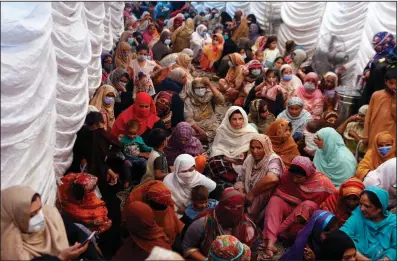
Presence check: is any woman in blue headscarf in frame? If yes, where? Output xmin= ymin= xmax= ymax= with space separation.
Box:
xmin=313 ymin=127 xmax=357 ymax=188
xmin=154 ymin=2 xmax=171 ymax=20
xmin=279 ymin=210 xmax=339 ymax=261
xmin=340 ymin=186 xmax=397 ymax=261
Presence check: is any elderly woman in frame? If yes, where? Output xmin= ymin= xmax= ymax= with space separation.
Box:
xmin=163 ymin=154 xmax=216 ymax=217
xmin=320 ymin=177 xmax=365 ymax=226
xmin=314 ymin=127 xmax=357 ymax=187
xmin=356 ymin=131 xmax=396 ymax=180
xmin=248 ymin=99 xmax=276 ymax=134
xmin=152 ymin=30 xmax=172 ymax=61
xmin=182 ymin=188 xmax=259 ymax=261
xmin=340 ymin=186 xmax=397 ymax=261
xmin=277 ymin=97 xmax=313 ymax=141
xmin=184 ymin=77 xmax=224 ymax=143
xmin=266 ymin=119 xmax=300 ymax=168
xmin=89 ymin=85 xmax=117 ymax=132
xmin=172 ymin=18 xmax=194 ymax=53
xmin=279 ymin=64 xmax=303 ymax=100
xmin=207 ymin=106 xmax=258 ymax=199
xmin=200 ymin=33 xmax=225 ymax=71
xmin=234 ymin=134 xmax=284 ymax=223
xmin=295 ymin=72 xmax=324 ymax=120
xmin=207 ymin=235 xmax=251 ymax=261
xmin=262 ymin=156 xmax=336 ymax=259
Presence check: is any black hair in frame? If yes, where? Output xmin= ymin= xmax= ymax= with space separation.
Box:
xmin=31 ymin=193 xmax=41 ymax=203
xmin=360 ymin=190 xmax=383 ymax=210
xmin=146 ymin=128 xmax=168 ymax=148
xmin=289 ymin=164 xmax=307 ymax=177
xmin=199 ymin=12 xmax=205 ymax=16
xmin=85 ymin=111 xmax=104 ymax=127
xmin=264 ymin=35 xmax=278 ymax=49
xmin=147 ymin=199 xmax=168 ymax=211
xmin=136 ymin=44 xmax=149 ymax=53
xmin=191 ymin=185 xmax=209 ymax=202
xmin=247 ymin=14 xmax=257 ymax=24
xmin=385 ymin=67 xmax=397 ymax=80
xmin=223 ymin=28 xmax=232 ymax=37
xmin=265 ymin=68 xmax=280 ymax=80
xmin=324 ymin=216 xmax=338 ymax=232
xmin=126 ymin=120 xmax=140 ymax=131
xmin=274 ymin=56 xmax=285 ymax=65
xmin=285 ymin=40 xmax=296 ymax=55
xmin=71 ymin=183 xmax=85 ymax=201
xmin=229 ymin=109 xmax=243 ymax=121
xmin=258 ymin=100 xmax=269 ymax=114
xmin=133 ymin=31 xmax=143 ymax=38
xmin=121 ymin=72 xmax=130 ymax=81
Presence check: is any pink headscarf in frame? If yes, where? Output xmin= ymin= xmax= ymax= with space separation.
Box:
xmin=295 ymin=72 xmax=324 ymax=120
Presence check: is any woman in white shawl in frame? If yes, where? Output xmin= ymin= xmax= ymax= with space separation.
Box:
xmin=277 ymin=97 xmax=313 ymax=141
xmin=206 ymin=106 xmax=258 ymax=200
xmin=279 ymin=64 xmax=303 ymax=101
xmin=163 ymin=154 xmax=216 ymax=218
xmin=363 ymin=157 xmax=397 ymax=212
xmin=234 ymin=134 xmax=284 ymax=223
xmin=290 ymin=48 xmax=307 ymax=75
xmin=190 ymin=25 xmax=211 ymax=61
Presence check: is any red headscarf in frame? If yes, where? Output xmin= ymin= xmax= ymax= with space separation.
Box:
xmin=111 ymin=92 xmax=160 ymax=137
xmin=276 ymin=156 xmax=336 ymax=205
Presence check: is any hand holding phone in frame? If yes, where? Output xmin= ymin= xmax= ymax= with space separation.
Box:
xmin=80 ymin=231 xmax=97 ymax=246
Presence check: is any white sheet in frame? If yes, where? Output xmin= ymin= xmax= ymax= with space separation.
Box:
xmin=102 ymin=2 xmax=114 ymax=54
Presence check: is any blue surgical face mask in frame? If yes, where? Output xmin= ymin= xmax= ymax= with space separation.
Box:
xmin=223 ymin=35 xmax=229 ymax=40
xmin=282 ymin=74 xmax=293 ymax=81
xmin=201 ymin=32 xmax=206 ymax=37
xmin=184 ymin=13 xmax=190 ymax=18
xmin=379 ymin=146 xmax=392 ymax=156
xmin=164 ymin=39 xmax=171 ymax=45
xmin=146 ymin=55 xmax=152 ymax=60
xmin=104 ymin=97 xmax=115 ymax=105
xmin=304 ymin=82 xmax=315 ymax=92
xmin=123 ymin=52 xmax=130 ymax=57
xmin=127 ymin=38 xmax=134 ymax=45
xmin=251 ymin=69 xmax=261 ymax=76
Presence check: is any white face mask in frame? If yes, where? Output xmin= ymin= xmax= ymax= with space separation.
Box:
xmin=27 ymin=210 xmax=46 ymax=233
xmin=194 ymin=88 xmax=206 ymax=97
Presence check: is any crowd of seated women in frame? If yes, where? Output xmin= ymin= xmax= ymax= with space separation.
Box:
xmin=1 ymin=2 xmax=396 ymax=261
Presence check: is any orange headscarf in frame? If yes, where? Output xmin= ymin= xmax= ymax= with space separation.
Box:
xmin=252 ymin=36 xmax=267 ymax=53
xmin=320 ymin=177 xmax=365 ymax=226
xmin=202 ymin=33 xmax=225 ymax=62
xmin=225 ymin=53 xmax=246 ymax=83
xmin=266 ymin=118 xmax=300 ymax=167
xmin=356 ymin=131 xmax=396 ymax=180
xmin=111 ymin=93 xmax=160 ymax=137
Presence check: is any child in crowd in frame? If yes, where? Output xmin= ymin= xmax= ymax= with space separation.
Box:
xmin=321 ymin=72 xmax=339 ymax=111
xmin=303 ymin=120 xmax=334 ymax=158
xmin=135 ymin=71 xmax=152 ymax=95
xmin=119 ymin=120 xmax=152 ymax=188
xmin=140 ymin=128 xmax=170 ymax=184
xmin=263 ymin=36 xmax=281 ymax=69
xmin=182 ymin=185 xmax=218 ymax=226
xmin=254 ymin=50 xmax=266 ymax=69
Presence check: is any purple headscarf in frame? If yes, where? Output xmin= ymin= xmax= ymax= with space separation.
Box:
xmin=279 ymin=210 xmax=336 ymax=261
xmin=372 ymin=31 xmax=396 ymax=60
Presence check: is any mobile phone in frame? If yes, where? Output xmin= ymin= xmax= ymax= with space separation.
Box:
xmin=80 ymin=231 xmax=97 ymax=246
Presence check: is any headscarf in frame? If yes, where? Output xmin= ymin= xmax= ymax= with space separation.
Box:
xmin=172 ymin=16 xmax=184 ymax=31
xmin=106 ymin=68 xmax=129 ymax=90
xmin=340 ymin=186 xmax=397 ymax=261
xmin=58 ymin=173 xmax=112 ymax=234
xmin=182 ymin=48 xmax=194 ymax=57
xmin=247 ymin=99 xmax=276 ymax=134
xmin=175 ymin=53 xmax=194 ymax=91
xmin=225 ymin=53 xmax=246 ymax=83
xmin=202 ymin=33 xmax=225 ymax=62
xmin=279 ymin=64 xmax=303 ymax=99
xmin=356 ymin=131 xmax=396 ymax=180
xmin=323 ymin=72 xmax=338 ymax=89
xmin=364 ymin=158 xmax=397 ymax=209
xmin=154 ymin=91 xmax=173 ymax=129
xmin=320 ymin=177 xmax=365 ymax=225
xmin=248 ymin=23 xmax=260 ymax=46
xmin=252 ymin=36 xmax=267 ymax=53
xmin=123 ymin=201 xmax=171 ymax=252
xmin=314 ymin=127 xmax=358 ymax=187
xmin=125 ymin=181 xmax=184 ymax=244
xmin=152 ymin=30 xmax=171 ymax=61
xmin=236 ymin=134 xmax=284 ymax=193
xmin=276 ymin=156 xmax=336 ymax=205
xmin=291 ymin=49 xmax=307 ymax=73
xmin=1 ymin=186 xmax=69 ymax=260
xmin=208 ymin=235 xmax=251 ymax=261
xmin=115 ymin=41 xmax=132 ymax=69
xmin=266 ymin=119 xmax=300 ymax=167
xmin=372 ymin=32 xmax=396 ymax=61
xmin=318 ymin=230 xmax=356 ymax=261
xmin=167 ymin=67 xmax=187 ymax=83
xmin=277 ymin=97 xmax=313 ymax=134
xmin=231 ymin=15 xmax=249 ymax=43
xmin=186 ymin=78 xmax=214 ymax=106
xmin=295 ymin=72 xmax=324 ymax=119
xmin=146 ymin=246 xmax=184 ymax=260
xmin=343 ymin=105 xmax=368 ymax=141
xmin=164 ymin=122 xmax=204 ymax=165
xmin=322 ymin=110 xmax=339 ymax=123
xmin=210 ymin=106 xmax=258 ymax=158
xmin=143 ymin=24 xmax=160 ymax=48
xmin=111 ymin=93 xmax=160 ymax=137
xmin=164 ymin=154 xmax=203 ymax=209
xmin=280 ymin=210 xmax=336 ymax=261
xmin=89 ymin=85 xmax=117 ymax=128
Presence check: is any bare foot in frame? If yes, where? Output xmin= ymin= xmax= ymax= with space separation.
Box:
xmin=123 ymin=181 xmax=130 ymax=189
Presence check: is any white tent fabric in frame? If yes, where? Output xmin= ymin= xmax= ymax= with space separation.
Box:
xmin=1 ymin=2 xmax=124 ymax=205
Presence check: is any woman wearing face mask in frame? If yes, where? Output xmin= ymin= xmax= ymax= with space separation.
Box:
xmin=171 ymin=18 xmax=194 ymax=53
xmin=152 ymin=30 xmax=172 ymax=62
xmin=295 ymin=72 xmax=324 ymax=120
xmin=277 ymin=97 xmax=313 ymax=141
xmin=164 ymin=122 xmax=205 ymax=167
xmin=279 ymin=210 xmax=339 ymax=261
xmin=266 ymin=119 xmax=300 ymax=168
xmin=248 ymin=23 xmax=261 ymax=46
xmin=241 ymin=60 xmax=264 ymax=103
xmin=190 ymin=24 xmax=209 ymax=61
xmin=1 ymin=186 xmax=90 ymax=261
xmin=182 ymin=188 xmax=259 ymax=261
xmin=111 ymin=92 xmax=168 ymax=142
xmin=207 ymin=107 xmax=258 ymax=200
xmin=340 ymin=186 xmax=397 ymax=261
xmin=200 ymin=33 xmax=225 ymax=71
xmin=262 ymin=157 xmax=335 ymax=259
xmin=279 ymin=64 xmax=303 ymax=101
xmin=90 ymin=85 xmax=117 ymax=132
xmin=356 ymin=131 xmax=396 ymax=181
xmin=105 ymin=69 xmax=132 ymax=118
xmin=114 ymin=41 xmax=132 ymax=70
xmin=208 ymin=10 xmax=221 ymax=33
xmin=164 ymin=154 xmax=216 ymax=217
xmin=101 ymin=54 xmax=114 ymax=84
xmin=313 ymin=127 xmax=357 ymax=188
xmin=218 ymin=53 xmax=246 ymax=106
xmin=184 ymin=77 xmax=225 ymax=143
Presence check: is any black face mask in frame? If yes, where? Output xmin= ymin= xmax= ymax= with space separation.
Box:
xmin=103 ymin=63 xmax=113 ymax=73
